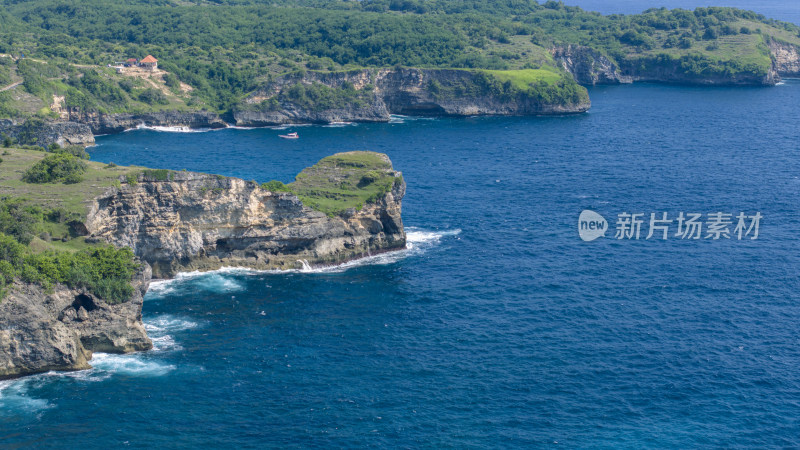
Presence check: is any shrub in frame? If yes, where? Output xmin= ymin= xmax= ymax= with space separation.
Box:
xmin=52 ymin=145 xmax=90 ymax=160
xmin=0 ymin=231 xmax=140 ymax=303
xmin=260 ymin=180 xmax=292 ymax=192
xmin=142 ymin=169 xmax=171 ymax=181
xmin=138 ymin=88 xmax=169 ymax=105
xmin=22 ymin=153 xmax=88 ymax=184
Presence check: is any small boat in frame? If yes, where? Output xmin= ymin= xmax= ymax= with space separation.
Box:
xmin=279 ymin=132 xmax=298 ymax=139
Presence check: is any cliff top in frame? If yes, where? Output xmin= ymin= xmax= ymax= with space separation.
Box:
xmin=289 ymin=151 xmax=403 ymax=216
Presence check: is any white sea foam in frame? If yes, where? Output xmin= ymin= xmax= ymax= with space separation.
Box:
xmin=144 ymin=314 xmax=202 ymax=352
xmin=282 ymin=227 xmax=461 ymax=273
xmin=133 ymin=123 xmax=222 ymax=133
xmin=146 ymin=228 xmax=459 ymax=282
xmin=147 ymin=267 xmax=249 ymax=298
xmin=89 ymin=353 xmax=176 ymax=377
xmin=323 ymin=121 xmax=355 ymax=127
xmin=0 ymin=378 xmax=52 ymax=415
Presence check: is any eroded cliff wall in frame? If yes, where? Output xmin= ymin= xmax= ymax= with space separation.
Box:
xmin=84 ymin=153 xmax=406 ymax=278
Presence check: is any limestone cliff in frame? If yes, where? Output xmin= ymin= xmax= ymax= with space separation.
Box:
xmin=84 ymin=152 xmax=406 ymax=278
xmin=0 ymin=118 xmax=94 ymax=148
xmin=66 ymin=109 xmax=227 ymax=135
xmin=233 ymin=68 xmax=589 ymax=126
xmin=769 ymin=39 xmax=800 ymax=77
xmin=553 ymin=44 xmax=788 ymax=86
xmin=551 ymin=45 xmax=633 ymax=85
xmin=0 ymin=265 xmax=152 ymax=380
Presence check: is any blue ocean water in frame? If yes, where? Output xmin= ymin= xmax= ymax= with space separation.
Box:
xmin=560 ymin=0 xmax=800 ymax=24
xmin=2 ymin=81 xmax=800 ymax=447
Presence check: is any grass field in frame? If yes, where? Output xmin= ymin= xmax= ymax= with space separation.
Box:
xmin=480 ymin=68 xmax=564 ymax=88
xmin=289 ymin=151 xmax=401 ymax=216
xmin=0 ymin=147 xmax=140 ymax=217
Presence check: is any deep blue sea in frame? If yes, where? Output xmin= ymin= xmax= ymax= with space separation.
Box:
xmin=560 ymin=0 xmax=800 ymax=24
xmin=3 ymin=78 xmax=800 ymax=446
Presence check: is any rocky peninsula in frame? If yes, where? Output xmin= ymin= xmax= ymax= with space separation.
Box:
xmin=0 ymin=149 xmax=405 ymax=379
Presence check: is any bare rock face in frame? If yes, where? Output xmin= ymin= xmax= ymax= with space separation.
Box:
xmin=0 ymin=119 xmax=95 ymax=148
xmin=85 ymin=152 xmax=406 ymax=278
xmin=769 ymin=40 xmax=800 ymax=77
xmin=551 ymin=45 xmax=633 ymax=85
xmin=0 ymin=266 xmax=152 ymax=380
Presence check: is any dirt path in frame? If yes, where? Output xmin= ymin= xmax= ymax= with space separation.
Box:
xmin=0 ymin=81 xmax=22 ymax=92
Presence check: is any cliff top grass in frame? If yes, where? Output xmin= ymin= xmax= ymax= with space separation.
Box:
xmin=287 ymin=151 xmax=401 ymax=216
xmin=479 ymin=69 xmax=563 ymax=89
xmin=0 ymin=147 xmax=143 ymax=251
xmin=0 ymin=147 xmax=138 ymax=217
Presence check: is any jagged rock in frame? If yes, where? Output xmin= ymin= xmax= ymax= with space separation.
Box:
xmin=85 ymin=153 xmax=406 ymax=277
xmin=0 ymin=265 xmax=152 ymax=379
xmin=233 ymin=68 xmax=590 ymax=126
xmin=769 ymin=39 xmax=800 ymax=77
xmin=551 ymin=45 xmax=633 ymax=85
xmin=66 ymin=109 xmax=227 ymax=135
xmin=0 ymin=119 xmax=95 ymax=147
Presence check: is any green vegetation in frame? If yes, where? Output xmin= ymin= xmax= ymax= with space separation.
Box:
xmin=141 ymin=169 xmax=173 ymax=181
xmin=0 ymin=147 xmax=150 ymax=301
xmin=287 ymin=151 xmax=401 ymax=216
xmin=0 ymin=232 xmax=139 ymax=303
xmin=22 ymin=153 xmax=88 ymax=184
xmin=0 ymin=1 xmax=797 ymax=119
xmin=260 ymin=180 xmax=292 ymax=192
xmin=278 ymin=81 xmax=374 ymax=112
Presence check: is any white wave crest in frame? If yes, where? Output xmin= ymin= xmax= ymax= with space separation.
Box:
xmin=132 ymin=123 xmax=221 ymax=133
xmin=89 ymin=353 xmax=175 ymax=377
xmin=283 ymin=227 xmax=461 ymax=273
xmin=147 ymin=267 xmax=249 ymax=298
xmin=144 ymin=315 xmax=201 ymax=351
xmin=146 ymin=227 xmax=460 ymax=281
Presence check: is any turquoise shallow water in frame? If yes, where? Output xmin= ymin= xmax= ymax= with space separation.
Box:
xmin=2 ymin=81 xmax=800 ymax=447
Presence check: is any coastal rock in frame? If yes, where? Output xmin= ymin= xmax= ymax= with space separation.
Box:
xmin=233 ymin=68 xmax=589 ymax=126
xmin=66 ymin=109 xmax=227 ymax=135
xmin=551 ymin=45 xmax=633 ymax=85
xmin=378 ymin=68 xmax=590 ymax=115
xmin=0 ymin=119 xmax=95 ymax=147
xmin=84 ymin=152 xmax=406 ymax=277
xmin=0 ymin=266 xmax=152 ymax=379
xmin=619 ymin=55 xmax=778 ymax=86
xmin=769 ymin=39 xmax=800 ymax=77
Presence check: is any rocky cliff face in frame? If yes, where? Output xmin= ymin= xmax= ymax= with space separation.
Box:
xmin=0 ymin=265 xmax=152 ymax=379
xmin=67 ymin=109 xmax=227 ymax=135
xmin=769 ymin=40 xmax=800 ymax=77
xmin=554 ymin=44 xmax=787 ymax=86
xmin=233 ymin=68 xmax=589 ymax=126
xmin=551 ymin=45 xmax=633 ymax=85
xmin=0 ymin=119 xmax=94 ymax=147
xmin=84 ymin=153 xmax=406 ymax=278
xmin=619 ymin=57 xmax=779 ymax=86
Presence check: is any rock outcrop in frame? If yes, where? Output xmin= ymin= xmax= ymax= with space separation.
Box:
xmin=553 ymin=44 xmax=786 ymax=86
xmin=233 ymin=68 xmax=589 ymax=126
xmin=66 ymin=109 xmax=227 ymax=135
xmin=0 ymin=265 xmax=152 ymax=380
xmin=84 ymin=152 xmax=406 ymax=278
xmin=0 ymin=119 xmax=95 ymax=147
xmin=769 ymin=39 xmax=800 ymax=77
xmin=551 ymin=45 xmax=633 ymax=85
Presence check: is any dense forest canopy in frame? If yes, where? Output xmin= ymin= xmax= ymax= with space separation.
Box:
xmin=0 ymin=0 xmax=798 ymax=113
